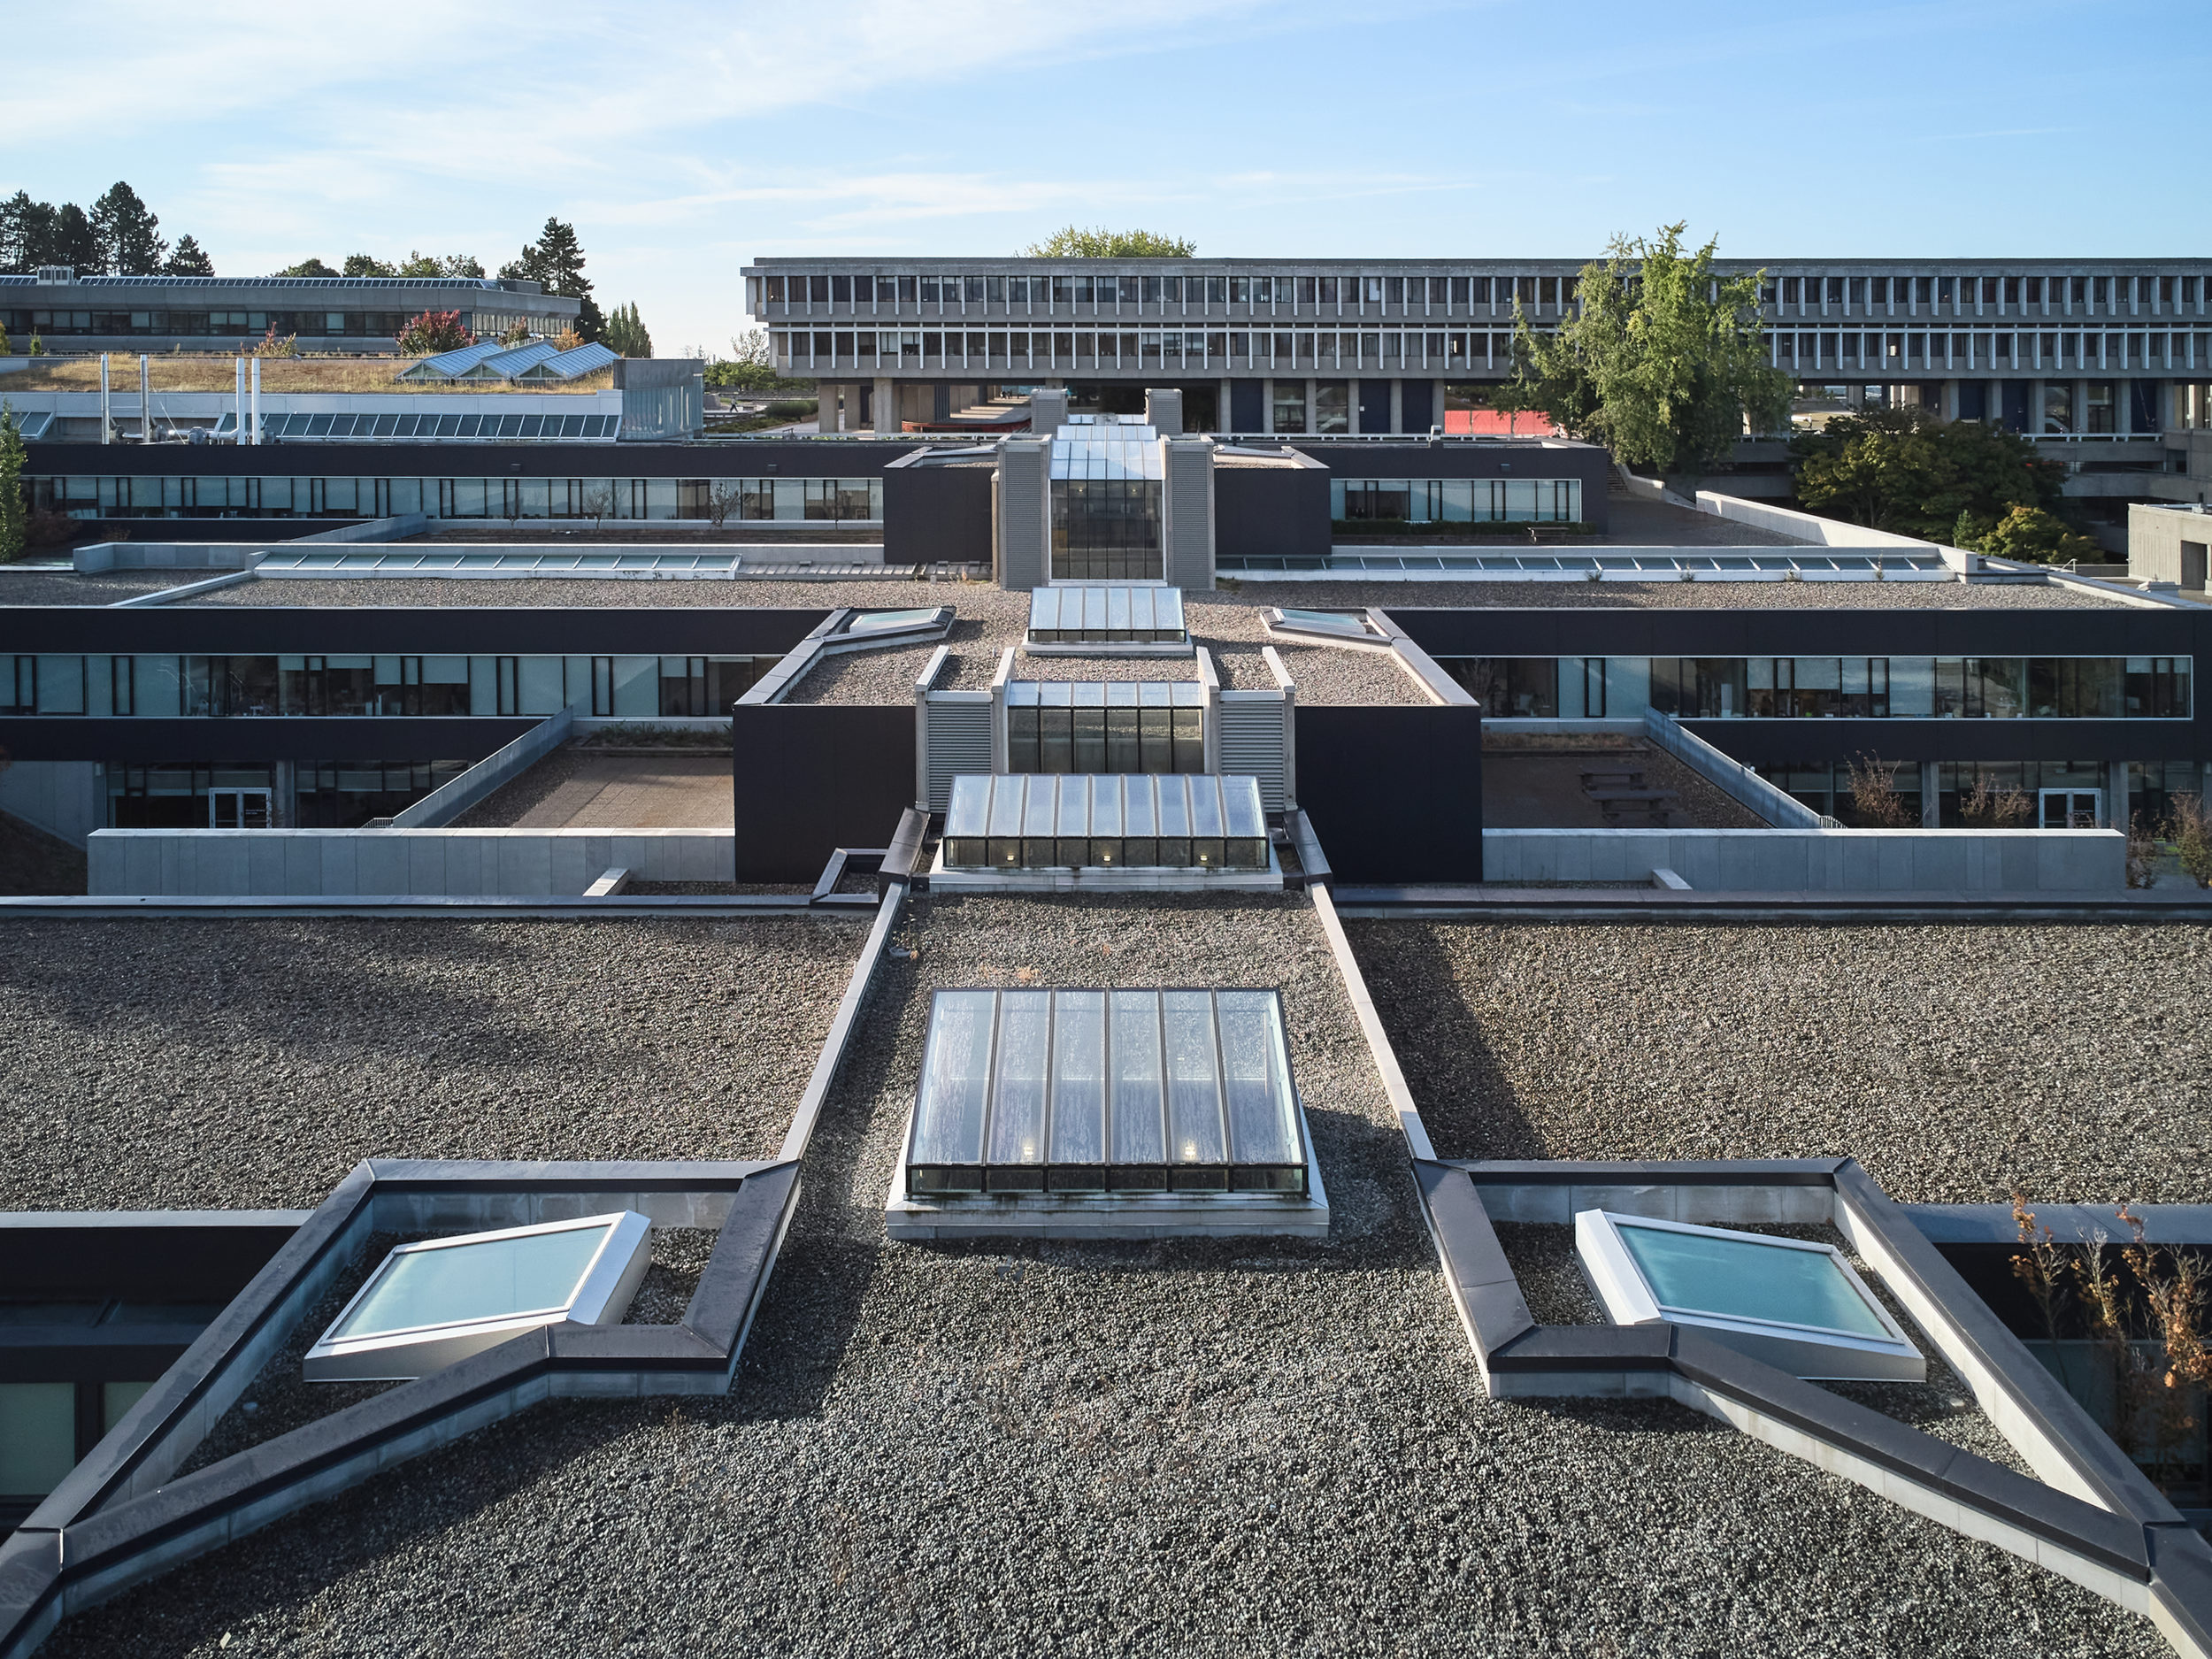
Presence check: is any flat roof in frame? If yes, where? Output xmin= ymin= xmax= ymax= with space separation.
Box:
xmin=30 ymin=895 xmax=2155 ymax=1655
xmin=452 ymin=749 xmax=733 ymax=829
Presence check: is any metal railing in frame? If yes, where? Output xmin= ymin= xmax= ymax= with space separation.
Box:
xmin=1642 ymin=708 xmax=1827 ymax=831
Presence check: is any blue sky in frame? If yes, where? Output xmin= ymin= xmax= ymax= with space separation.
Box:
xmin=5 ymin=0 xmax=2201 ymax=356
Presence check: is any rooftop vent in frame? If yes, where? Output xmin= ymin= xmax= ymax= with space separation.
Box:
xmin=1575 ymin=1210 xmax=1924 ymax=1381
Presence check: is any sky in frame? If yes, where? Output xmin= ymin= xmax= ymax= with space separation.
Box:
xmin=5 ymin=0 xmax=2203 ymax=357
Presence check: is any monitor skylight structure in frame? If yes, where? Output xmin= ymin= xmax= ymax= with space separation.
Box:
xmin=1005 ymin=681 xmax=1205 ymax=775
xmin=941 ymin=773 xmax=1269 ymax=872
xmin=902 ymin=988 xmax=1311 ymax=1200
xmin=1050 ymin=420 xmax=1163 ymax=581
xmin=303 ymin=1211 xmax=653 ymax=1382
xmin=1575 ymin=1210 xmax=1924 ymax=1381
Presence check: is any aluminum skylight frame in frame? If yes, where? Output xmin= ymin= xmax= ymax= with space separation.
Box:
xmin=1263 ymin=606 xmax=1390 ymax=644
xmin=302 ymin=1210 xmax=652 ymax=1383
xmin=1575 ymin=1209 xmax=1924 ymax=1382
xmin=903 ymin=987 xmax=1310 ymax=1198
xmin=941 ymin=773 xmax=1268 ymax=871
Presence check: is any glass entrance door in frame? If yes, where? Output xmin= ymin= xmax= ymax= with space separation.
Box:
xmin=2038 ymin=788 xmax=2100 ymax=828
xmin=209 ymin=788 xmax=273 ymax=828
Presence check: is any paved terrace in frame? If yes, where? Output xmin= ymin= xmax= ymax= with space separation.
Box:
xmin=28 ymin=895 xmax=2153 ymax=1657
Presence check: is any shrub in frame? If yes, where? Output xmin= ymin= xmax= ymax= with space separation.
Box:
xmin=27 ymin=334 xmax=43 ymax=356
xmin=396 ymin=310 xmax=472 ymax=354
xmin=1958 ymin=773 xmax=2031 ymax=827
xmin=2165 ymin=793 xmax=2212 ymax=887
xmin=1844 ymin=753 xmax=1912 ymax=827
xmin=250 ymin=325 xmax=297 ymax=357
xmin=1970 ymin=503 xmax=2101 ymax=565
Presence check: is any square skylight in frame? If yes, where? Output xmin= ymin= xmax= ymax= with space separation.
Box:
xmin=303 ymin=1211 xmax=652 ymax=1382
xmin=1575 ymin=1210 xmax=1924 ymax=1381
xmin=905 ymin=987 xmax=1309 ymax=1198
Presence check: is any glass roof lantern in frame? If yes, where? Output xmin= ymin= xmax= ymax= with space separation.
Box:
xmin=303 ymin=1211 xmax=653 ymax=1382
xmin=906 ymin=987 xmax=1308 ymax=1198
xmin=1575 ymin=1210 xmax=1924 ymax=1381
xmin=1027 ymin=585 xmax=1187 ymax=645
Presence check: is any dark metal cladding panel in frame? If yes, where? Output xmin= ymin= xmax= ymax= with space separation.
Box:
xmin=0 ymin=606 xmax=829 ymax=657
xmin=731 ymin=703 xmax=917 ymax=881
xmin=1294 ymin=704 xmax=1482 ymax=882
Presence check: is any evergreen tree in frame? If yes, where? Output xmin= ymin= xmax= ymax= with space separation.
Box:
xmin=163 ymin=234 xmax=214 ymax=276
xmin=90 ymin=182 xmax=165 ymax=274
xmin=0 ymin=192 xmax=49 ymax=273
xmin=50 ymin=204 xmax=102 ymax=274
xmin=277 ymin=257 xmax=340 ymax=278
xmin=0 ymin=404 xmax=27 ymax=565
xmin=603 ymin=301 xmax=651 ymax=357
xmin=500 ymin=218 xmax=601 ymax=341
xmin=342 ymin=253 xmax=396 ymax=278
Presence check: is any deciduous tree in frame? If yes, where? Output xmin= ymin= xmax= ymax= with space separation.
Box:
xmin=1792 ymin=406 xmax=2065 ymax=541
xmin=0 ymin=405 xmax=27 ymax=564
xmin=1506 ymin=223 xmax=1790 ymax=477
xmin=277 ymin=257 xmax=339 ymax=278
xmin=1021 ymin=227 xmax=1194 ymax=257
xmin=342 ymin=253 xmax=396 ymax=278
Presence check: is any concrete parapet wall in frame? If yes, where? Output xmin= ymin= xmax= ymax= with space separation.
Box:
xmin=88 ymin=827 xmax=733 ymax=897
xmin=74 ymin=514 xmax=428 ymax=572
xmin=1693 ymin=489 xmax=1933 ymax=549
xmin=389 ymin=709 xmax=572 ymax=828
xmin=1480 ymin=827 xmax=2125 ymax=892
xmin=0 ymin=759 xmax=101 ymax=847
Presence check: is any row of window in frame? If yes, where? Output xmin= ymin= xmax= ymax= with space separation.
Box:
xmin=775 ymin=329 xmax=1528 ymax=374
xmin=30 ymin=476 xmax=884 ymax=523
xmin=1 ymin=655 xmax=765 ymax=719
xmin=1 ymin=311 xmax=468 ymax=338
xmin=1442 ymin=656 xmax=2194 ymax=720
xmin=1760 ymin=759 xmax=2203 ymax=828
xmin=1002 ymin=682 xmax=1209 ymax=776
xmin=242 ymin=411 xmax=621 ymax=442
xmin=1333 ymin=478 xmax=1584 ymax=524
xmin=1773 ymin=331 xmax=2206 ymax=374
xmin=756 ymin=271 xmax=2212 ymax=321
xmin=104 ymin=760 xmax=473 ymax=830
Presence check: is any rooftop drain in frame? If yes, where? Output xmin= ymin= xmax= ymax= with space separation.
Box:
xmin=1006 ymin=680 xmax=1206 ymax=775
xmin=1026 ymin=584 xmax=1188 ymax=647
xmin=901 ymin=988 xmax=1314 ymax=1207
xmin=303 ymin=1211 xmax=651 ymax=1382
xmin=941 ymin=772 xmax=1269 ymax=872
xmin=1575 ymin=1209 xmax=1925 ymax=1382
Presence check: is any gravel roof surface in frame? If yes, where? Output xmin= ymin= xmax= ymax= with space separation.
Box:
xmin=448 ymin=749 xmax=732 ymax=828
xmin=1214 ymin=640 xmax=1430 ymax=703
xmin=0 ymin=918 xmax=864 ymax=1210
xmin=41 ymin=895 xmax=2159 ymax=1657
xmin=1346 ymin=921 xmax=2212 ymax=1204
xmin=181 ymin=576 xmax=982 ymax=609
xmin=0 ymin=571 xmax=196 ymax=603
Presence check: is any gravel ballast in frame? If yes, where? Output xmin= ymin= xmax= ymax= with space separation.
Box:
xmin=0 ymin=571 xmax=206 ymax=603
xmin=38 ymin=895 xmax=2158 ymax=1657
xmin=1346 ymin=921 xmax=2212 ymax=1203
xmin=0 ymin=917 xmax=864 ymax=1210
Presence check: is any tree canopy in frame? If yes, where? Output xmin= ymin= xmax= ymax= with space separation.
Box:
xmin=396 ymin=311 xmax=472 ymax=354
xmin=163 ymin=235 xmax=214 ymax=276
xmin=0 ymin=404 xmax=27 ymax=565
xmin=1505 ymin=222 xmax=1790 ymax=477
xmin=501 ymin=217 xmax=603 ymax=341
xmin=276 ymin=257 xmax=340 ymax=278
xmin=1020 ymin=227 xmax=1195 ymax=258
xmin=1 ymin=182 xmax=208 ymax=275
xmin=1790 ymin=405 xmax=2066 ymax=541
xmin=603 ymin=301 xmax=651 ymax=357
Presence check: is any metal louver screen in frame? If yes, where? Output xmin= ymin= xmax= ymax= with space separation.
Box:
xmin=1216 ymin=695 xmax=1286 ymax=810
xmin=925 ymin=696 xmax=992 ymax=810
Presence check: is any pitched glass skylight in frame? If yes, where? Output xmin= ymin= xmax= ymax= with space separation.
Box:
xmin=941 ymin=773 xmax=1267 ymax=870
xmin=303 ymin=1211 xmax=652 ymax=1382
xmin=1575 ymin=1210 xmax=1924 ymax=1381
xmin=1026 ymin=585 xmax=1187 ymax=645
xmin=905 ymin=988 xmax=1308 ymax=1196
xmin=842 ymin=606 xmax=947 ymax=636
xmin=1266 ymin=607 xmax=1385 ymax=641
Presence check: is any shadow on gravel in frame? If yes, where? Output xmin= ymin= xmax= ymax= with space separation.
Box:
xmin=1342 ymin=918 xmax=1543 ymax=1162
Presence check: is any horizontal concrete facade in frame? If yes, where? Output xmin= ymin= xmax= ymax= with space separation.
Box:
xmin=88 ymin=828 xmax=734 ymax=896
xmin=1479 ymin=827 xmax=2125 ymax=890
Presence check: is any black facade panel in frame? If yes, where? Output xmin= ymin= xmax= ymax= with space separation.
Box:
xmin=1295 ymin=705 xmax=1482 ymax=882
xmin=0 ymin=606 xmax=828 ymax=656
xmin=0 ymin=1220 xmax=296 ymax=1302
xmin=1231 ymin=380 xmax=1264 ymax=432
xmin=1358 ymin=380 xmax=1391 ymax=434
xmin=882 ymin=465 xmax=992 ymax=565
xmin=730 ymin=704 xmax=915 ymax=882
xmin=1217 ymin=466 xmax=1331 ymax=566
xmin=1401 ymin=379 xmax=1434 ymax=434
xmin=1692 ymin=719 xmax=2201 ymax=766
xmin=0 ymin=717 xmax=534 ymax=764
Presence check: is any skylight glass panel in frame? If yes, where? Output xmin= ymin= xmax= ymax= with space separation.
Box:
xmin=1026 ymin=586 xmax=1187 ymax=646
xmin=1271 ymin=608 xmax=1379 ymax=640
xmin=303 ymin=1212 xmax=651 ymax=1382
xmin=940 ymin=774 xmax=1267 ymax=872
xmin=1575 ymin=1210 xmax=1924 ymax=1381
xmin=844 ymin=606 xmax=944 ymax=635
xmin=906 ymin=989 xmax=1307 ymax=1196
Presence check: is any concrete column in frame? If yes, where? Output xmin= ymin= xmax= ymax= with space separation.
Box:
xmin=2074 ymin=379 xmax=2091 ymax=435
xmin=2104 ymin=761 xmax=2130 ymax=830
xmin=250 ymin=358 xmax=261 ymax=445
xmin=1919 ymin=761 xmax=1941 ymax=828
xmin=1940 ymin=379 xmax=1959 ymax=420
xmin=1388 ymin=378 xmax=1402 ymax=433
xmin=99 ymin=355 xmax=111 ymax=444
xmin=273 ymin=760 xmax=296 ymax=828
xmin=2117 ymin=378 xmax=2133 ymax=437
xmin=817 ymin=388 xmax=839 ymax=433
xmin=1262 ymin=378 xmax=1275 ymax=434
xmin=1218 ymin=376 xmax=1232 ymax=436
xmin=139 ymin=356 xmax=151 ymax=443
xmin=234 ymin=357 xmax=247 ymax=443
xmin=872 ymin=376 xmax=895 ymax=434
xmin=1304 ymin=377 xmax=1317 ymax=436
xmin=1433 ymin=379 xmax=1446 ymax=434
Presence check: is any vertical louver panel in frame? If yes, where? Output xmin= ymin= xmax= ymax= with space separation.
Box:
xmin=1216 ymin=694 xmax=1286 ymax=810
xmin=924 ymin=695 xmax=994 ymax=810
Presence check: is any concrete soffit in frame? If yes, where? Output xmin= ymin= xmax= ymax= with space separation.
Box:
xmin=1302 ymin=862 xmax=2212 ymax=1655
xmin=0 ymin=1158 xmax=803 ymax=1659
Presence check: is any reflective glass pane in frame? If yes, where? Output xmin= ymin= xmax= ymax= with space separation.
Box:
xmin=1110 ymin=990 xmax=1165 ymax=1164
xmin=1217 ymin=992 xmax=1296 ymax=1164
xmin=0 ymin=1382 xmax=77 ymax=1495
xmin=333 ymin=1223 xmax=611 ymax=1339
xmin=911 ymin=990 xmax=996 ymax=1165
xmin=1163 ymin=990 xmax=1225 ymax=1164
xmin=1617 ymin=1224 xmax=1890 ymax=1339
xmin=987 ymin=992 xmax=1050 ymax=1165
xmin=1048 ymin=991 xmax=1107 ymax=1165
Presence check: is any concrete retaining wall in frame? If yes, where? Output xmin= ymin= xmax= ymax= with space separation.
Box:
xmin=390 ymin=710 xmax=572 ymax=827
xmin=0 ymin=760 xmax=101 ymax=847
xmin=1481 ymin=827 xmax=2124 ymax=891
xmin=1693 ymin=490 xmax=1937 ymax=550
xmin=74 ymin=515 xmax=428 ymax=572
xmin=88 ymin=828 xmax=733 ymax=897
